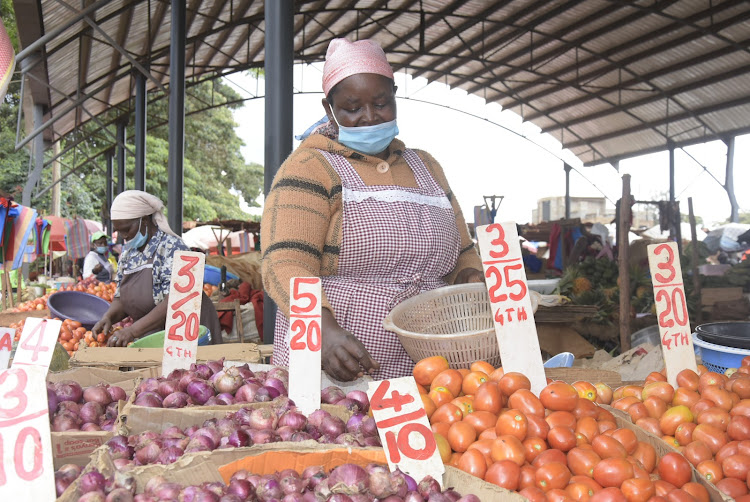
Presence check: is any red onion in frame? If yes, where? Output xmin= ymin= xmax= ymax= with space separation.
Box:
xmin=145 ymin=475 xmax=168 ymax=494
xmin=280 ymin=472 xmax=306 ymax=495
xmin=84 ymin=385 xmax=113 ymax=406
xmin=221 ymin=495 xmax=243 ymax=502
xmin=162 ymin=437 xmax=189 ymax=450
xmin=417 ymin=477 xmax=441 ymax=499
xmin=215 ymin=417 xmax=236 ymax=436
xmin=276 ymin=426 xmax=295 ymax=442
xmin=134 ymin=431 xmax=159 ymax=449
xmin=393 ymin=469 xmax=414 ymax=496
xmin=79 ymin=471 xmax=107 ymax=494
xmin=106 ymin=488 xmax=135 ymax=502
xmin=291 ymin=432 xmax=314 ymax=442
xmin=366 ymin=463 xmax=395 ymax=498
xmin=166 ymin=368 xmax=185 ymax=380
xmin=204 ymin=396 xmax=222 ymax=406
xmin=227 ymin=479 xmax=253 ymax=500
xmin=205 ymin=481 xmax=226 ymax=496
xmin=321 ymin=386 xmax=346 ymax=404
xmin=455 ymin=496 xmax=480 ymax=502
xmin=248 ymin=407 xmax=279 ymax=430
xmin=263 ymin=377 xmax=287 ymax=396
xmin=361 ymin=416 xmax=378 ymax=438
xmin=334 ymin=398 xmax=362 ymax=414
xmin=187 ymin=380 xmax=215 ymax=405
xmin=55 ymin=474 xmax=73 ymax=497
xmin=52 ymin=413 xmax=82 ymax=431
xmin=113 ymin=459 xmax=134 ymax=470
xmin=193 ymin=427 xmax=221 ymax=448
xmin=157 ymin=380 xmax=179 ymax=398
xmin=138 ymin=378 xmax=160 ymax=394
xmin=81 ymin=422 xmax=102 ymax=431
xmin=266 ymin=366 xmax=289 ymax=381
xmin=253 ymin=387 xmax=273 ymax=402
xmin=234 ymin=383 xmax=260 ymax=402
xmin=163 ymin=391 xmax=190 ymax=408
xmin=334 ymin=433 xmax=362 ymax=446
xmin=404 ymin=492 xmax=424 ymax=502
xmin=426 ymin=494 xmax=451 ymax=502
xmin=328 ymin=464 xmax=369 ymax=495
xmin=105 ymin=401 xmax=120 ymax=420
xmin=300 ymin=494 xmax=318 ymax=502
xmin=236 ymin=366 xmax=255 ymax=380
xmin=278 ymin=411 xmax=307 ymax=431
xmin=362 ymin=435 xmax=381 ymax=447
xmin=282 ymin=495 xmax=303 ymax=502
xmin=55 ymin=380 xmax=83 ymax=403
xmin=443 ymin=490 xmax=462 ymax=502
xmin=248 ymin=429 xmax=276 ymax=444
xmin=215 ymin=393 xmax=235 ymax=405
xmin=346 ymin=414 xmax=365 ymax=434
xmin=214 ymin=367 xmax=245 ymax=394
xmin=79 ymin=492 xmax=106 ymax=502
xmin=349 ymin=496 xmax=371 ymax=502
xmin=302 ymin=465 xmax=324 ymax=481
xmin=58 ymin=463 xmax=82 ymax=480
xmin=80 ymin=401 xmax=104 ymax=424
xmin=190 ymin=362 xmax=214 ymax=380
xmin=153 ymin=482 xmax=182 ymax=501
xmin=345 ymin=390 xmax=369 ymax=412
xmin=179 ymin=372 xmax=203 ymax=392
xmin=257 ymin=475 xmax=283 ymax=502
xmin=184 ymin=425 xmax=199 ymax=437
xmin=261 ymin=386 xmax=280 ymax=400
xmin=134 ymin=441 xmax=162 ymax=465
xmin=134 ymin=391 xmax=163 ymax=408
xmin=162 ymin=426 xmax=185 ymax=438
xmin=226 ymin=429 xmax=251 ymax=448
xmin=319 ymin=415 xmax=345 ymax=438
xmin=206 ymin=358 xmax=225 ymax=374
xmin=327 ymin=495 xmax=354 ymax=502
xmin=106 ymin=435 xmax=133 ymax=460
xmin=156 ymin=446 xmax=184 ymax=464
xmin=307 ymin=409 xmax=331 ymax=429
xmin=186 ymin=435 xmax=215 ymax=453
xmin=47 ymin=387 xmax=58 ymax=415
xmin=107 ymin=385 xmax=127 ymax=403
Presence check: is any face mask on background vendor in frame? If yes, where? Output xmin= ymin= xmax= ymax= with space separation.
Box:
xmin=82 ymin=231 xmax=114 ymax=284
xmin=92 ymin=190 xmax=222 ymax=347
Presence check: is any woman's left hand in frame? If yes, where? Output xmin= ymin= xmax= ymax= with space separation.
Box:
xmin=107 ymin=328 xmax=138 ymax=347
xmin=454 ymin=268 xmax=485 ymax=284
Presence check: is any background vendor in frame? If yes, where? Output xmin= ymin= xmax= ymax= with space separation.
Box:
xmin=82 ymin=231 xmax=115 ymax=283
xmin=92 ymin=190 xmax=222 ymax=346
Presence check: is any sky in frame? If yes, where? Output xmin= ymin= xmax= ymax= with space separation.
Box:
xmin=225 ymin=63 xmax=749 ymax=229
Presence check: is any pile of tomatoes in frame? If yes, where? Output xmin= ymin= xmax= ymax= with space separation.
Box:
xmin=610 ymin=359 xmax=750 ymax=499
xmin=203 ymin=284 xmax=219 ymax=297
xmin=414 ymin=356 xmax=717 ymax=502
xmin=9 ymin=317 xmax=122 ymax=356
xmin=57 ymin=277 xmax=117 ymax=302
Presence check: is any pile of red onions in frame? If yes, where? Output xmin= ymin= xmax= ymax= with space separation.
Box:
xmin=48 ymin=380 xmax=127 ymax=432
xmin=56 ymin=463 xmax=83 ymax=497
xmin=132 ymin=360 xmax=292 ymax=408
xmin=75 ymin=465 xmax=479 ymax=502
xmin=106 ymin=399 xmax=380 ymax=469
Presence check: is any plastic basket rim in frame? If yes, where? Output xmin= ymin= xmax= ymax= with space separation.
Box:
xmin=384 ymin=282 xmax=493 ymax=340
xmin=692 ymin=332 xmax=750 ymax=355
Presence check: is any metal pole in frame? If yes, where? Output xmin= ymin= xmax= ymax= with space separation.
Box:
xmin=167 ymin=0 xmax=186 ymax=236
xmin=725 ymin=136 xmax=739 ymax=223
xmin=618 ymin=174 xmax=632 ymax=353
xmin=263 ymin=0 xmax=294 ymax=345
xmin=22 ymin=105 xmax=46 ymax=207
xmin=688 ymin=197 xmax=702 ymax=324
xmin=116 ymin=120 xmax=126 ymax=194
xmin=106 ymin=150 xmax=113 ymax=235
xmin=51 ymin=142 xmax=61 ymax=216
xmin=134 ymin=72 xmax=147 ymax=191
xmin=564 ymin=163 xmax=572 ymax=220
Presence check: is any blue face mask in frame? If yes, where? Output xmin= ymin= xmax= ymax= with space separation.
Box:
xmin=96 ymin=246 xmax=107 ymax=254
xmin=332 ymin=113 xmax=399 ymax=156
xmin=125 ymin=219 xmax=148 ymax=251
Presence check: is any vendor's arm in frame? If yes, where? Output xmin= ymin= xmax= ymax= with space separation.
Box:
xmin=92 ymin=297 xmax=127 ymax=336
xmin=82 ymin=253 xmax=98 ymax=279
xmin=107 ymin=299 xmax=168 ymax=347
xmin=418 ymin=150 xmax=483 ymax=283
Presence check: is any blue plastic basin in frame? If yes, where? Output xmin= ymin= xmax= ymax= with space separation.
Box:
xmin=47 ymin=291 xmax=111 ymax=329
xmin=204 ymin=265 xmax=239 ymax=286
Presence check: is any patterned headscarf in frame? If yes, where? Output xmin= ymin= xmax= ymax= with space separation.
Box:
xmin=110 ymin=190 xmax=178 ymax=237
xmin=322 ymin=38 xmax=394 ymax=97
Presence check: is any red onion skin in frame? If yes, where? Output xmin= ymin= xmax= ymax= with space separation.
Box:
xmin=107 ymin=385 xmax=128 ymax=403
xmin=162 ymin=391 xmax=190 ymax=408
xmin=215 ymin=393 xmax=235 ymax=405
xmin=248 ymin=429 xmax=277 ymax=444
xmin=220 ymin=495 xmax=242 ymax=502
xmin=266 ymin=367 xmax=289 ymax=382
xmin=257 ymin=476 xmax=283 ymax=502
xmin=253 ymin=387 xmax=273 ymax=402
xmin=57 ymin=463 xmax=82 ymax=480
xmin=162 ymin=437 xmax=189 ymax=450
xmin=236 ymin=366 xmax=255 ymax=380
xmin=455 ymin=496 xmax=480 ymax=502
xmin=105 ymin=401 xmax=120 ymax=420
xmin=113 ymin=459 xmax=134 ymax=470
xmin=184 ymin=425 xmax=199 ymax=437
xmin=55 ymin=474 xmax=73 ymax=497
xmin=328 ymin=464 xmax=370 ymax=495
xmin=138 ymin=378 xmax=160 ymax=394
xmin=156 ymin=380 xmax=179 ymax=398
xmin=261 ymin=386 xmax=280 ymax=399
xmin=389 ymin=469 xmax=410 ymax=498
xmin=263 ymin=377 xmax=287 ymax=396
xmin=54 ymin=380 xmax=83 ymax=403
xmin=214 ymin=367 xmax=245 ymax=394
xmin=282 ymin=494 xmax=303 ymax=502
xmin=79 ymin=471 xmax=106 ymax=494
xmin=144 ymin=475 xmax=169 ymax=494
xmin=166 ymin=368 xmax=185 ymax=381
xmin=79 ymin=491 xmax=106 ymax=502
xmin=133 ymin=494 xmax=156 ymax=502
xmin=185 ymin=435 xmax=215 ymax=453
xmin=206 ymin=358 xmax=225 ymax=374
xmin=133 ymin=431 xmax=159 ymax=449
xmin=280 ymin=473 xmax=306 ymax=495
xmin=134 ymin=391 xmax=163 ymax=408
xmin=291 ymin=432 xmax=314 ymax=442
xmin=276 ymin=426 xmax=295 ymax=442
xmin=106 ymin=435 xmax=134 ymax=460
xmin=319 ymin=415 xmax=346 ymax=438
xmin=327 ymin=495 xmax=354 ymax=502
xmin=227 ymin=479 xmax=253 ymax=500
xmin=426 ymin=494 xmax=452 ymax=502
xmin=187 ymin=379 xmax=215 ymax=405
xmin=56 ymin=400 xmax=81 ymax=414
xmin=234 ymin=383 xmax=260 ymax=402
xmin=134 ymin=441 xmax=163 ymax=465
xmin=278 ymin=411 xmax=307 ymax=431
xmin=404 ymin=492 xmax=425 ymax=502
xmin=442 ymin=490 xmax=462 ymax=502
xmin=153 ymin=482 xmax=182 ymax=501
xmin=248 ymin=407 xmax=279 ymax=430
xmin=321 ymin=386 xmax=346 ymax=404
xmin=48 ymin=387 xmax=58 ymax=415
xmin=301 ymin=494 xmax=318 ymax=502
xmin=52 ymin=413 xmax=82 ymax=431
xmin=227 ymin=429 xmax=251 ymax=448
xmin=81 ymin=422 xmax=102 ymax=432
xmin=105 ymin=488 xmax=135 ymax=502
xmin=179 ymin=372 xmax=203 ymax=392
xmin=418 ymin=477 xmax=441 ymax=499
xmin=215 ymin=417 xmax=236 ymax=437
xmin=361 ymin=416 xmax=378 ymax=438
xmin=190 ymin=362 xmax=214 ymax=380
xmin=80 ymin=401 xmax=104 ymax=424
xmin=84 ymin=385 xmax=113 ymax=406
xmin=346 ymin=413 xmax=365 ymax=434
xmin=156 ymin=446 xmax=184 ymax=464
xmin=366 ymin=463 xmax=395 ymax=498
xmin=346 ymin=391 xmax=370 ymax=413
xmin=307 ymin=409 xmax=331 ymax=429
xmin=193 ymin=427 xmax=221 ymax=449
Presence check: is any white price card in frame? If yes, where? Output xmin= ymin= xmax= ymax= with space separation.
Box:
xmin=476 ymin=222 xmax=547 ymax=395
xmin=162 ymin=251 xmax=206 ymax=378
xmin=287 ymin=277 xmax=322 ymax=416
xmin=11 ymin=318 xmax=61 ymax=372
xmin=0 ymin=365 xmax=55 ymax=499
xmin=0 ymin=329 xmax=12 ymax=370
xmin=647 ymin=242 xmax=698 ymax=387
xmin=367 ymin=377 xmax=444 ymax=487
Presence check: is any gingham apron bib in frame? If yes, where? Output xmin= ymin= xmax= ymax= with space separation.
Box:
xmin=274 ymin=149 xmax=460 ymax=379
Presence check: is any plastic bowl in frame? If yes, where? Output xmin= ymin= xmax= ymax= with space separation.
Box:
xmin=130 ymin=325 xmax=211 ymax=348
xmin=47 ymin=291 xmax=111 ymax=329
xmin=203 ymin=265 xmax=239 ymax=286
xmin=528 ymin=278 xmax=560 ymax=295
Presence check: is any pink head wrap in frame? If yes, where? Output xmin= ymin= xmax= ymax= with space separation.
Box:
xmin=322 ymin=38 xmax=394 ymax=97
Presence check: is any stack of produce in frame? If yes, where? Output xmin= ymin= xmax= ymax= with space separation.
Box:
xmin=9 ymin=316 xmax=131 ymax=355
xmin=8 ymin=277 xmax=117 ymax=313
xmin=414 ymin=356 xmax=713 ymax=502
xmin=48 ymin=380 xmax=128 ymax=432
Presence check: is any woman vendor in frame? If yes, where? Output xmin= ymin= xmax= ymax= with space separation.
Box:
xmin=82 ymin=231 xmax=115 ymax=283
xmin=92 ymin=190 xmax=222 ymax=346
xmin=261 ymin=38 xmax=483 ymax=381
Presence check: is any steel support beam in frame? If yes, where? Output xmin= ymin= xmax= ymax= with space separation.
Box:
xmin=725 ymin=136 xmax=739 ymax=223
xmin=106 ymin=150 xmax=113 ymax=235
xmin=564 ymin=163 xmax=572 ymax=220
xmin=263 ymin=0 xmax=294 ymax=345
xmin=23 ymin=105 xmax=47 ymax=206
xmin=669 ymin=145 xmax=675 ymax=204
xmin=116 ymin=120 xmax=126 ymax=194
xmin=134 ymin=72 xmax=147 ymax=191
xmin=167 ymin=0 xmax=186 ymax=235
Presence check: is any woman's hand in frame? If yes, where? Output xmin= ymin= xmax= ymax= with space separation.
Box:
xmin=454 ymin=268 xmax=485 ymax=284
xmin=92 ymin=316 xmax=112 ymax=337
xmin=107 ymin=327 xmax=138 ymax=347
xmin=321 ymin=309 xmax=380 ymax=381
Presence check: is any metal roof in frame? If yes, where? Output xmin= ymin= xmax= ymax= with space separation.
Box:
xmin=13 ymin=0 xmax=750 ymax=166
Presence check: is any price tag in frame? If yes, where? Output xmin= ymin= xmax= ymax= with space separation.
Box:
xmin=0 ymin=329 xmax=12 ymax=370
xmin=287 ymin=277 xmax=322 ymax=416
xmin=162 ymin=251 xmax=206 ymax=378
xmin=367 ymin=377 xmax=444 ymax=486
xmin=647 ymin=242 xmax=698 ymax=387
xmin=0 ymin=365 xmax=55 ymax=499
xmin=10 ymin=318 xmax=61 ymax=372
xmin=476 ymin=222 xmax=547 ymax=395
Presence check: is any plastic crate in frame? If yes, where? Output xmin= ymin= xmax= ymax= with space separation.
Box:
xmin=693 ymin=333 xmax=750 ymax=374
xmin=130 ymin=325 xmax=211 ymax=348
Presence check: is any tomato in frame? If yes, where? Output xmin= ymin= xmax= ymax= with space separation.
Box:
xmin=471 ymin=360 xmax=495 ymax=375
xmin=645 ymin=371 xmax=668 ymax=384
xmin=593 ymin=458 xmax=634 ymax=488
xmin=682 ymin=440 xmax=713 ymax=467
xmin=672 ymin=388 xmax=701 ymax=409
xmin=696 ymin=459 xmax=723 ymax=483
xmin=428 ymin=386 xmax=454 ymax=408
xmin=738 ymin=439 xmax=750 ymax=455
xmin=484 ymin=459 xmax=520 ymax=490
xmin=431 ymin=403 xmax=463 ymax=424
xmin=473 ymin=381 xmax=502 ymax=415
xmin=523 ymin=437 xmax=548 ymax=463
xmin=520 ymin=465 xmax=538 ymax=490
xmin=613 ymin=397 xmax=641 ymax=412
xmin=661 ymin=435 xmax=680 ymax=449
xmin=643 ymin=396 xmax=668 ymax=419
xmin=567 ymin=482 xmax=595 ymax=501
xmin=547 ymin=488 xmax=574 ymax=502
xmin=519 ymin=486 xmax=548 ymax=502
xmin=666 ymin=489 xmax=698 ymax=502
xmin=632 ymin=441 xmax=657 ymax=473
xmin=546 ymin=410 xmax=577 ymax=430
xmin=447 ymin=421 xmax=476 ymax=452
xmin=622 ymin=385 xmax=644 ymax=399
xmin=621 ymin=478 xmax=655 ymax=502
xmin=697 ymin=406 xmax=730 ymax=431
xmin=731 ymin=377 xmax=750 ymax=399
xmin=545 ymin=427 xmax=575 ymax=452
xmin=596 ymin=383 xmax=614 ymax=405
xmin=462 ymin=371 xmax=489 ymax=395
xmin=508 ymin=388 xmax=545 ymax=417
xmin=576 ymin=416 xmax=599 ymax=443
xmin=674 ymin=422 xmax=696 ymax=446
xmin=634 ymin=417 xmax=662 ymax=437
xmin=463 ymin=410 xmax=497 ymax=435
xmin=729 ymin=416 xmax=750 ymax=441
xmin=540 ymin=382 xmax=579 ymax=411
xmin=722 ymin=453 xmax=750 ymax=481
xmin=574 ymin=381 xmax=598 ymax=401
xmin=434 ymin=432 xmax=451 ymax=462
xmin=642 ymin=382 xmax=675 ymax=404
xmin=413 ymin=356 xmax=450 ymax=386
xmin=657 ymin=452 xmax=692 ymax=488
xmin=598 ymin=420 xmax=618 ymax=435
xmin=488 ymin=366 xmax=505 ymax=383
xmin=589 ymin=487 xmax=627 ymax=502
xmin=653 ymin=480 xmax=678 ymax=497
xmin=490 ymin=434 xmax=526 ymax=466
xmin=457 ymin=368 xmax=470 ymax=379
xmin=699 ymin=371 xmax=725 ymax=392
xmin=731 ymin=399 xmax=750 ymax=417
xmin=498 ymin=372 xmax=531 ymax=396
xmin=592 ymin=434 xmax=628 ymax=459
xmin=572 ymin=475 xmax=604 ymax=493
xmin=693 ymin=424 xmax=729 ymax=454
xmin=431 ymin=421 xmax=451 ymax=437
xmin=495 ymin=408 xmax=528 ymax=441
xmin=627 ymin=403 xmax=649 ymax=423
xmin=532 ymin=448 xmax=568 ymax=467
xmin=466 ymin=438 xmax=494 ymax=466
xmin=659 ymin=406 xmax=693 ymax=436
xmin=574 ymin=398 xmax=600 ymax=420
xmin=451 ymin=396 xmax=474 ymax=418
xmin=716 ymin=477 xmax=749 ymax=498
xmin=527 ymin=413 xmax=550 ymax=440
xmin=478 ymin=428 xmax=497 ymax=440
xmin=432 ymin=369 xmax=463 ymax=397
xmin=610 ymin=428 xmax=638 ymax=454
xmin=535 ymin=462 xmax=571 ymax=492
xmin=681 ymin=482 xmax=709 ymax=502
xmin=421 ymin=394 xmax=437 ymax=419
xmin=457 ymin=448 xmax=487 ymax=479
xmin=567 ymin=446 xmax=602 ymax=477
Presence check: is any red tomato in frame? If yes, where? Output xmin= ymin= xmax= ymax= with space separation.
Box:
xmin=681 ymin=482 xmax=709 ymax=502
xmin=546 ymin=410 xmax=577 ymax=430
xmin=413 ymin=356 xmax=449 ymax=386
xmin=490 ymin=434 xmax=526 ymax=466
xmin=642 ymin=382 xmax=675 ymax=404
xmin=627 ymin=403 xmax=649 ymax=423
xmin=508 ymin=389 xmax=545 ymax=417
xmin=447 ymin=421 xmax=476 ymax=453
xmin=535 ymin=462 xmax=571 ymax=492
xmin=631 ymin=441 xmax=657 ymax=473
xmin=657 ymin=452 xmax=692 ymax=488
xmin=457 ymin=448 xmax=487 ymax=479
xmin=462 ymin=371 xmax=489 ymax=395
xmin=696 ymin=459 xmax=723 ymax=484
xmin=620 ymin=478 xmax=655 ymax=502
xmin=634 ymin=417 xmax=662 ymax=437
xmin=729 ymin=416 xmax=750 ymax=441
xmin=466 ymin=438 xmax=494 ymax=466
xmin=431 ymin=403 xmax=463 ymax=425
xmin=431 ymin=369 xmax=463 ymax=397
xmin=702 ymin=385 xmax=734 ymax=411
xmin=592 ymin=434 xmax=628 ymax=459
xmin=722 ymin=453 xmax=750 ymax=481
xmin=593 ymin=458 xmax=634 ymax=488
xmin=540 ymin=382 xmax=580 ymax=411
xmin=613 ymin=397 xmax=641 ymax=412
xmin=463 ymin=410 xmax=497 ymax=435
xmin=547 ymin=426 xmax=577 ymax=452
xmin=574 ymin=398 xmax=600 ymax=420
xmin=682 ymin=440 xmax=713 ymax=467
xmin=576 ymin=416 xmax=599 ymax=443
xmin=716 ymin=477 xmax=748 ymax=498
xmin=547 ymin=488 xmax=574 ymax=502
xmin=567 ymin=482 xmax=595 ymax=502
xmin=473 ymin=381 xmax=502 ymax=415
xmin=573 ymin=381 xmax=598 ymax=401
xmin=498 ymin=372 xmax=531 ymax=396
xmin=527 ymin=413 xmax=550 ymax=440
xmin=595 ymin=383 xmax=614 ymax=405
xmin=589 ymin=487 xmax=628 ymax=502
xmin=674 ymin=422 xmax=696 ymax=446
xmin=692 ymin=424 xmax=729 ymax=454
xmin=519 ymin=465 xmax=537 ymax=490
xmin=523 ymin=437 xmax=548 ymax=464
xmin=532 ymin=448 xmax=567 ymax=467
xmin=643 ymin=396 xmax=668 ymax=419
xmin=495 ymin=408 xmax=528 ymax=441
xmin=659 ymin=406 xmax=693 ymax=436
xmin=567 ymin=447 xmax=602 ymax=477
xmin=610 ymin=428 xmax=638 ymax=455
xmin=428 ymin=386 xmax=454 ymax=408
xmin=673 ymin=388 xmax=701 ymax=409
xmin=484 ymin=459 xmax=520 ymax=490
xmin=519 ymin=486 xmax=548 ymax=502
xmin=676 ymin=369 xmax=700 ymax=390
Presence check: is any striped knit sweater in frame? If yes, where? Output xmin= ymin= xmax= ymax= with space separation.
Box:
xmin=261 ymin=134 xmax=482 ymax=317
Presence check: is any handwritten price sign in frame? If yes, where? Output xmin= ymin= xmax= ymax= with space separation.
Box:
xmin=476 ymin=222 xmax=547 ymax=395
xmin=11 ymin=318 xmax=61 ymax=372
xmin=647 ymin=242 xmax=698 ymax=387
xmin=0 ymin=365 xmax=55 ymax=499
xmin=0 ymin=329 xmax=12 ymax=370
xmin=367 ymin=377 xmax=444 ymax=486
xmin=287 ymin=277 xmax=322 ymax=416
xmin=162 ymin=251 xmax=206 ymax=377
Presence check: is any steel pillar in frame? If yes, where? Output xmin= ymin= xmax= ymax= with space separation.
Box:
xmin=725 ymin=136 xmax=739 ymax=223
xmin=167 ymin=0 xmax=186 ymax=236
xmin=669 ymin=145 xmax=675 ymax=203
xmin=134 ymin=72 xmax=147 ymax=191
xmin=22 ymin=105 xmax=46 ymax=207
xmin=564 ymin=163 xmax=572 ymax=220
xmin=106 ymin=150 xmax=113 ymax=235
xmin=263 ymin=0 xmax=294 ymax=345
xmin=116 ymin=120 xmax=126 ymax=194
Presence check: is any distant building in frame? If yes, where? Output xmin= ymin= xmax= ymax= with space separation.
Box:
xmin=532 ymin=196 xmax=658 ymax=228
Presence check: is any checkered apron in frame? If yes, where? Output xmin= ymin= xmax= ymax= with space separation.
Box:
xmin=274 ymin=149 xmax=460 ymax=379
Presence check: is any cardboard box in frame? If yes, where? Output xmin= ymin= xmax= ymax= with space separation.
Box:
xmin=545 ymin=367 xmax=622 ymax=389
xmin=701 ymin=287 xmax=744 ymax=307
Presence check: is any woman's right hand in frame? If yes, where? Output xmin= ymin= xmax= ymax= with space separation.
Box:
xmin=321 ymin=309 xmax=380 ymax=381
xmin=92 ymin=316 xmax=112 ymax=337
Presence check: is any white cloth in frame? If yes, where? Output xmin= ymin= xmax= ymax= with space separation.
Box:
xmin=83 ymin=251 xmax=114 ymax=280
xmin=110 ymin=190 xmax=178 ymax=236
